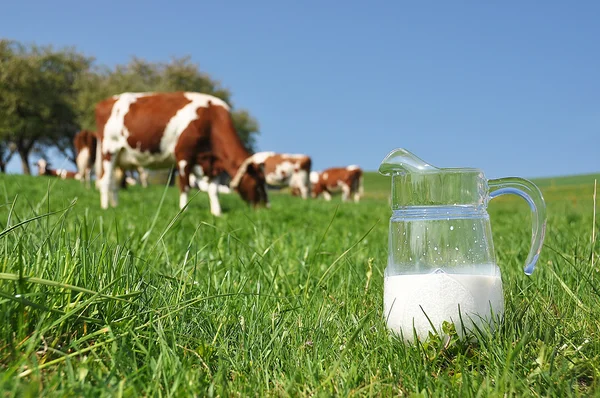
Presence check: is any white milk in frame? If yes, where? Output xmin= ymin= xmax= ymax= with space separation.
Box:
xmin=383 ymin=271 xmax=504 ymax=342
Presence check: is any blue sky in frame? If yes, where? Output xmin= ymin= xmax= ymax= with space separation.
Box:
xmin=2 ymin=1 xmax=598 ymax=179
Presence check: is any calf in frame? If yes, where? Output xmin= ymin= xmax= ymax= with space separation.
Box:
xmin=311 ymin=165 xmax=364 ymax=202
xmin=36 ymin=158 xmax=78 ymax=180
xmin=95 ymin=91 xmax=269 ymax=215
xmin=254 ymin=152 xmax=312 ymax=199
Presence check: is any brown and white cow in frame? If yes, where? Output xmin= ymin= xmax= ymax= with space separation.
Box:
xmin=36 ymin=158 xmax=78 ymax=180
xmin=310 ymin=165 xmax=364 ymax=202
xmin=251 ymin=152 xmax=312 ymax=198
xmin=95 ymin=91 xmax=268 ymax=215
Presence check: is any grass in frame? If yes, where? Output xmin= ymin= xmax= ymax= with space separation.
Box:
xmin=0 ymin=170 xmax=598 ymax=397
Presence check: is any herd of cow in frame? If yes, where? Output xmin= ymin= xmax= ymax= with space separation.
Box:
xmin=35 ymin=91 xmax=364 ymax=215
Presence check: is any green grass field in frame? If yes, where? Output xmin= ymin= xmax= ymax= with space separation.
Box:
xmin=0 ymin=171 xmax=598 ymax=396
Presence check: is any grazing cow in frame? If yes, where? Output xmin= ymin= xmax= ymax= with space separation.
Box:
xmin=74 ymin=130 xmax=97 ymax=188
xmin=36 ymin=158 xmax=78 ymax=180
xmin=95 ymin=91 xmax=269 ymax=215
xmin=310 ymin=165 xmax=364 ymax=202
xmin=253 ymin=152 xmax=312 ymax=199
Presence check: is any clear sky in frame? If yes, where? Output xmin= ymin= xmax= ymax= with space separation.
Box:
xmin=2 ymin=1 xmax=598 ymax=179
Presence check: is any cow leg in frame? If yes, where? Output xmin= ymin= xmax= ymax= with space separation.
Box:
xmin=85 ymin=167 xmax=92 ymax=189
xmin=311 ymin=184 xmax=322 ymax=199
xmin=109 ymin=168 xmax=119 ymax=207
xmin=189 ymin=163 xmax=222 ymax=216
xmin=215 ymin=173 xmax=231 ymax=194
xmin=299 ymin=183 xmax=309 ymax=200
xmin=323 ymin=190 xmax=332 ymax=201
xmin=341 ymin=182 xmax=351 ymax=202
xmin=207 ymin=181 xmax=222 ymax=216
xmin=292 ymin=170 xmax=310 ymax=200
xmin=177 ymin=160 xmax=192 ymax=210
xmin=138 ymin=167 xmax=148 ymax=188
xmin=99 ymin=154 xmax=118 ymax=209
xmin=341 ymin=183 xmax=352 ymax=202
xmin=189 ymin=174 xmax=198 ymax=189
xmin=352 ymin=179 xmax=361 ymax=202
xmin=76 ymin=149 xmax=88 ymax=186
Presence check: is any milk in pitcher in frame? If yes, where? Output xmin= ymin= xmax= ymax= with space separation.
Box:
xmin=383 ymin=268 xmax=504 ymax=342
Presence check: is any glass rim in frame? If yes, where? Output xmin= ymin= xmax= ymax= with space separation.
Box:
xmin=381 ymin=167 xmax=484 ymax=176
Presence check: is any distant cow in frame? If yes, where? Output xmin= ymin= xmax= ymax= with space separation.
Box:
xmin=36 ymin=158 xmax=78 ymax=180
xmin=74 ymin=130 xmax=97 ymax=188
xmin=310 ymin=165 xmax=364 ymax=202
xmin=95 ymin=91 xmax=268 ymax=215
xmin=253 ymin=152 xmax=312 ymax=199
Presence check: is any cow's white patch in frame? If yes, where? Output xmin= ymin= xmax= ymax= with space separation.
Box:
xmin=178 ymin=160 xmax=188 ymax=177
xmin=102 ymin=93 xmax=147 ymax=155
xmin=310 ymin=171 xmax=320 ymax=185
xmin=280 ymin=153 xmax=308 ymax=159
xmin=323 ymin=172 xmax=329 ymax=180
xmin=347 ymin=165 xmax=360 ymax=171
xmin=323 ymin=191 xmax=332 ymax=201
xmin=251 ymin=151 xmax=276 ymax=165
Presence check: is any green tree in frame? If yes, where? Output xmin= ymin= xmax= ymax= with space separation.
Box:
xmin=0 ymin=141 xmax=16 ymax=173
xmin=0 ymin=40 xmax=93 ymax=174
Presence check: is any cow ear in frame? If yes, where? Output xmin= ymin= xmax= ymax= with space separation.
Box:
xmin=246 ymin=162 xmax=264 ymax=176
xmin=246 ymin=163 xmax=258 ymax=175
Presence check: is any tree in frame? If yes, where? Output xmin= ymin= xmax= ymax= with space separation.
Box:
xmin=0 ymin=40 xmax=93 ymax=174
xmin=0 ymin=141 xmax=16 ymax=173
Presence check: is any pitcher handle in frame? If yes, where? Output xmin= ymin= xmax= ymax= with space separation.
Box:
xmin=488 ymin=177 xmax=547 ymax=275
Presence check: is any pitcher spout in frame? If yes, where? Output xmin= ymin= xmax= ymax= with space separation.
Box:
xmin=378 ymin=148 xmax=439 ymax=176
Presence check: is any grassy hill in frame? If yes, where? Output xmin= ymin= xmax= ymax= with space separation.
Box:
xmin=0 ymin=171 xmax=598 ymax=396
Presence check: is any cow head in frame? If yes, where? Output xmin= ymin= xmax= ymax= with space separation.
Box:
xmin=206 ymin=102 xmax=270 ymax=209
xmin=230 ymin=158 xmax=269 ymax=208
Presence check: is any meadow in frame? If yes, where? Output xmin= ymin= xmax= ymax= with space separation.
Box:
xmin=0 ymin=171 xmax=598 ymax=397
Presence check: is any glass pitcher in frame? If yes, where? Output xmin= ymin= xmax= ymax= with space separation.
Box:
xmin=379 ymin=148 xmax=547 ymax=342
